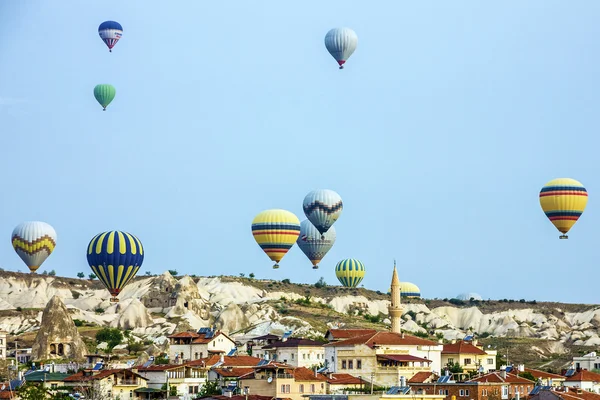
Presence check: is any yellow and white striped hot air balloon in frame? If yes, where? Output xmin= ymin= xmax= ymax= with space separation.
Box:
xmin=539 ymin=178 xmax=588 ymax=239
xmin=251 ymin=209 xmax=301 ymax=269
xmin=11 ymin=221 xmax=57 ymax=273
xmin=335 ymin=258 xmax=366 ymax=288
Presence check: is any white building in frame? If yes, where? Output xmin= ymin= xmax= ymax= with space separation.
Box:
xmin=563 ymin=369 xmax=600 ymax=393
xmin=263 ymin=338 xmax=325 ymax=368
xmin=0 ymin=331 xmax=6 ymax=360
xmin=573 ymin=351 xmax=600 ymax=371
xmin=168 ymin=329 xmax=236 ymax=363
xmin=137 ymin=363 xmax=207 ymax=398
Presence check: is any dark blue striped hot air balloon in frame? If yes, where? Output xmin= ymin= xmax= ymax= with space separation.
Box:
xmin=87 ymin=230 xmax=144 ymax=302
xmin=98 ymin=21 xmax=123 ymax=52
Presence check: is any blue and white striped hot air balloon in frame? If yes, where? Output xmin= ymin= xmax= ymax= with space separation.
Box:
xmin=324 ymin=27 xmax=358 ymax=69
xmin=297 ymin=220 xmax=336 ymax=269
xmin=98 ymin=21 xmax=123 ymax=52
xmin=302 ymin=189 xmax=343 ymax=237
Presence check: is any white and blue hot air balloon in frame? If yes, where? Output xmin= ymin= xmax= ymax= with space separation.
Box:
xmin=297 ymin=220 xmax=336 ymax=269
xmin=303 ymin=189 xmax=343 ymax=238
xmin=98 ymin=21 xmax=123 ymax=52
xmin=324 ymin=27 xmax=358 ymax=69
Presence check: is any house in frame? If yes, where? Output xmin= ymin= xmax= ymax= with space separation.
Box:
xmin=408 ymin=372 xmax=438 ymax=384
xmin=324 ymin=329 xmax=377 ymax=342
xmin=441 ymin=340 xmax=496 ymax=373
xmin=23 ymin=370 xmax=70 ymax=392
xmin=326 ymin=373 xmax=368 ymax=393
xmin=63 ymin=368 xmax=148 ymax=400
xmin=136 ymin=363 xmax=208 ymax=397
xmin=0 ymin=331 xmax=6 ymax=360
xmin=410 ymin=371 xmax=535 ymax=400
xmin=168 ymin=328 xmax=236 ymax=363
xmin=529 ymin=387 xmax=600 ymax=400
xmin=323 ymin=331 xmax=443 ymax=386
xmin=262 ymin=338 xmax=325 ymax=367
xmin=523 ymin=367 xmax=565 ymax=387
xmin=564 ymin=370 xmax=600 ymax=393
xmin=246 ymin=334 xmax=281 ymax=359
xmin=212 ymin=367 xmax=255 ymax=395
xmin=573 ymin=352 xmax=600 ymax=372
xmin=238 ymin=365 xmax=328 ymax=400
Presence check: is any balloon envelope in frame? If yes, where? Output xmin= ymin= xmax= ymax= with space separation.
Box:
xmin=251 ymin=209 xmax=300 ymax=268
xmin=94 ymin=84 xmax=116 ymax=110
xmin=297 ymin=220 xmax=336 ymax=269
xmin=87 ymin=230 xmax=144 ymax=302
xmin=12 ymin=221 xmax=57 ymax=273
xmin=303 ymin=189 xmax=343 ymax=236
xmin=324 ymin=28 xmax=358 ymax=69
xmin=539 ymin=178 xmax=588 ymax=238
xmin=335 ymin=258 xmax=365 ymax=287
xmin=98 ymin=21 xmax=123 ymax=52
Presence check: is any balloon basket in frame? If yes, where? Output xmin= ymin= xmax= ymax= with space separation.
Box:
xmin=312 ymin=266 xmax=319 ymax=270
xmin=339 ymin=66 xmax=344 ymax=70
xmin=110 ymin=297 xmax=119 ymax=303
xmin=273 ymin=264 xmax=280 ymax=269
xmin=559 ymin=235 xmax=568 ymax=239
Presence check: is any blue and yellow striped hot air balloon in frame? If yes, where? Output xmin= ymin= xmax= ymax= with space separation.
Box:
xmin=86 ymin=230 xmax=144 ymax=302
xmin=251 ymin=209 xmax=301 ymax=269
xmin=539 ymin=178 xmax=588 ymax=239
xmin=335 ymin=258 xmax=366 ymax=288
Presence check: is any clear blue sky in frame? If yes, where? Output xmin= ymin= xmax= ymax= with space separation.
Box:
xmin=1 ymin=1 xmax=599 ymax=304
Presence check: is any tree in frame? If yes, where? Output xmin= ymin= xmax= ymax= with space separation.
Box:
xmin=239 ymin=273 xmax=245 ymax=277
xmin=154 ymin=354 xmax=169 ymax=365
xmin=518 ymin=371 xmax=536 ymax=382
xmin=145 ymin=271 xmax=152 ymax=276
xmin=95 ymin=327 xmax=123 ymax=353
xmin=447 ymin=361 xmax=463 ymax=374
xmin=314 ymin=277 xmax=327 ymax=288
xmin=77 ymin=272 xmax=85 ymax=278
xmin=249 ymin=272 xmax=255 ymax=279
xmin=89 ymin=273 xmax=97 ymax=280
xmin=168 ymin=269 xmax=178 ymax=276
xmin=17 ymin=383 xmax=51 ymax=400
xmin=199 ymin=381 xmax=221 ymax=397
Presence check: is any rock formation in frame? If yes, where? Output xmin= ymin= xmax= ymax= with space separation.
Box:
xmin=142 ymin=271 xmax=178 ymax=309
xmin=109 ymin=298 xmax=154 ymax=330
xmin=31 ymin=295 xmax=87 ymax=361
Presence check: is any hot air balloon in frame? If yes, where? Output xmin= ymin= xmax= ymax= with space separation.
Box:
xmin=539 ymin=178 xmax=588 ymax=239
xmin=251 ymin=209 xmax=300 ymax=269
xmin=303 ymin=189 xmax=343 ymax=238
xmin=297 ymin=220 xmax=336 ymax=269
xmin=98 ymin=21 xmax=123 ymax=52
xmin=11 ymin=221 xmax=57 ymax=274
xmin=335 ymin=258 xmax=365 ymax=288
xmin=324 ymin=28 xmax=358 ymax=69
xmin=94 ymin=84 xmax=116 ymax=111
xmin=86 ymin=230 xmax=144 ymax=302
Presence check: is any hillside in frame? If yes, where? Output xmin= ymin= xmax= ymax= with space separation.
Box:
xmin=0 ymin=270 xmax=598 ymax=372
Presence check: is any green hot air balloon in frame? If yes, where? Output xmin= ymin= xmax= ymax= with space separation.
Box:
xmin=94 ymin=84 xmax=116 ymax=111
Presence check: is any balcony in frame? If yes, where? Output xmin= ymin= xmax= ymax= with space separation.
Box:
xmin=115 ymin=380 xmax=139 ymax=386
xmin=377 ymin=366 xmax=431 ymax=372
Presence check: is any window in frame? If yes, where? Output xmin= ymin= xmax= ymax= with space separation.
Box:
xmin=464 ymin=358 xmax=472 ymax=365
xmin=348 ymin=360 xmax=353 ymax=369
xmin=357 ymin=360 xmax=362 ymax=369
xmin=460 ymin=390 xmax=465 ymax=396
xmin=281 ymin=385 xmax=286 ymax=393
xmin=0 ymin=339 xmax=3 ymax=344
xmin=482 ymin=389 xmax=488 ymax=396
xmin=465 ymin=390 xmax=470 ymax=396
xmin=331 ymin=356 xmax=335 ymax=362
xmin=286 ymin=385 xmax=290 ymax=393
xmin=303 ymin=354 xmax=306 ymax=360
xmin=311 ymin=384 xmax=315 ymax=393
xmin=129 ymin=390 xmax=133 ymax=398
xmin=448 ymin=358 xmax=454 ymax=364
xmin=487 ymin=358 xmax=494 ymax=364
xmin=51 ymin=384 xmax=58 ymax=389
xmin=291 ymin=354 xmax=294 ymax=360
xmin=439 ymin=390 xmax=449 ymax=395
xmin=299 ymin=384 xmax=304 ymax=393
xmin=342 ymin=360 xmax=347 ymax=369
xmin=502 ymin=386 xmax=509 ymax=397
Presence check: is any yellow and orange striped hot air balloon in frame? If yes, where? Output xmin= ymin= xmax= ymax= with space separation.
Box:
xmin=251 ymin=209 xmax=300 ymax=269
xmin=539 ymin=178 xmax=588 ymax=239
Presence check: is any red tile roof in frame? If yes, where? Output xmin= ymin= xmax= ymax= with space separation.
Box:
xmin=0 ymin=392 xmax=14 ymax=399
xmin=168 ymin=331 xmax=200 ymax=339
xmin=442 ymin=341 xmax=488 ymax=355
xmin=524 ymin=367 xmax=565 ymax=380
xmin=292 ymin=367 xmax=328 ymax=382
xmin=324 ymin=331 xmax=438 ymax=348
xmin=566 ymin=370 xmax=600 ymax=382
xmin=378 ymin=354 xmax=432 ymax=363
xmin=327 ymin=373 xmax=367 ymax=385
xmin=213 ymin=368 xmax=256 ymax=378
xmin=326 ymin=329 xmax=378 ymax=340
xmin=546 ymin=387 xmax=600 ymax=400
xmin=138 ymin=364 xmax=184 ymax=372
xmin=263 ymin=338 xmax=324 ymax=349
xmin=408 ymin=372 xmax=436 ymax=383
xmin=469 ymin=372 xmax=535 ymax=384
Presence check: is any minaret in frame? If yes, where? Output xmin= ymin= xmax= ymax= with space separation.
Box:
xmin=389 ymin=260 xmax=403 ymax=334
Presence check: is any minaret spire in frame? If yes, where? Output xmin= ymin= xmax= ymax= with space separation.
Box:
xmin=389 ymin=259 xmax=403 ymax=334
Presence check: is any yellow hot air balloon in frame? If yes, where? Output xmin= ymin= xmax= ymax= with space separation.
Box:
xmin=539 ymin=178 xmax=588 ymax=239
xmin=335 ymin=258 xmax=366 ymax=288
xmin=251 ymin=209 xmax=301 ymax=269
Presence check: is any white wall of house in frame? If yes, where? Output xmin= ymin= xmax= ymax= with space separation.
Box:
xmin=270 ymin=346 xmax=325 ymax=368
xmin=138 ymin=370 xmax=167 ymax=389
xmin=563 ymin=380 xmax=600 ymax=393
